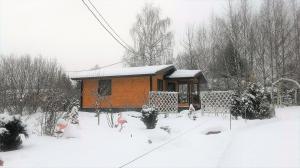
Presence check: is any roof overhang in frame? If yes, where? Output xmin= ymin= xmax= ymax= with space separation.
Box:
xmin=69 ymin=65 xmax=176 ymax=80
xmin=166 ymin=70 xmax=207 ymax=84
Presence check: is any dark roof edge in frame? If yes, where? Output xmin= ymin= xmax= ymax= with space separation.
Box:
xmin=155 ymin=65 xmax=176 ymax=75
xmin=194 ymin=71 xmax=203 ymax=78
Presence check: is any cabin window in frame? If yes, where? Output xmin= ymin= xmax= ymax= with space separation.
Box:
xmin=98 ymin=79 xmax=111 ymax=96
xmin=178 ymin=83 xmax=188 ymax=103
xmin=157 ymin=79 xmax=163 ymax=91
xmin=167 ymin=82 xmax=176 ymax=92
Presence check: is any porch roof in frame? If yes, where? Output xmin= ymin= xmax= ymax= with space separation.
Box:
xmin=166 ymin=70 xmax=202 ymax=79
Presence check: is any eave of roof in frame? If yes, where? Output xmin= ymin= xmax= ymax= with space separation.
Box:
xmin=69 ymin=64 xmax=175 ymax=80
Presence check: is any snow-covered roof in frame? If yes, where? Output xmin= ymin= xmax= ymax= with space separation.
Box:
xmin=69 ymin=64 xmax=174 ymax=79
xmin=166 ymin=70 xmax=201 ymax=78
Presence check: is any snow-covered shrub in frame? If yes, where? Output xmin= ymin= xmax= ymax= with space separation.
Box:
xmin=65 ymin=98 xmax=80 ymax=125
xmin=241 ymin=83 xmax=263 ymax=119
xmin=0 ymin=113 xmax=28 ymax=151
xmin=68 ymin=106 xmax=79 ymax=125
xmin=257 ymin=93 xmax=274 ymax=119
xmin=141 ymin=106 xmax=158 ymax=129
xmin=65 ymin=98 xmax=80 ymax=113
xmin=230 ymin=92 xmax=242 ymax=119
xmin=41 ymin=90 xmax=66 ymax=136
xmin=232 ymin=83 xmax=272 ymax=120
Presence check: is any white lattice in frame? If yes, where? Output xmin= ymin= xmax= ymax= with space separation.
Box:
xmin=200 ymin=91 xmax=234 ymax=115
xmin=149 ymin=91 xmax=178 ymax=113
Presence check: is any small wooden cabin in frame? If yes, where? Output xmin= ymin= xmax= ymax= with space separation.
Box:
xmin=70 ymin=65 xmax=207 ymax=112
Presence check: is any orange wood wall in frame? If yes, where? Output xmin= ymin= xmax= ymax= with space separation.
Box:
xmin=82 ymin=76 xmax=151 ymax=109
xmin=152 ymin=74 xmax=167 ymax=91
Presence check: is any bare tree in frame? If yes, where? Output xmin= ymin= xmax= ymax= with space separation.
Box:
xmin=176 ymin=26 xmax=198 ymax=69
xmin=123 ymin=3 xmax=174 ymax=66
xmin=0 ymin=55 xmax=77 ymax=116
xmin=253 ymin=14 xmax=268 ymax=88
xmin=176 ymin=25 xmax=211 ymax=72
xmin=176 ymin=0 xmax=300 ymax=91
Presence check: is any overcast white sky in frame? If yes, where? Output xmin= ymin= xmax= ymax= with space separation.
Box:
xmin=0 ymin=0 xmax=228 ymax=71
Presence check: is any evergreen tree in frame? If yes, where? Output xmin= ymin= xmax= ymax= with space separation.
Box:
xmin=0 ymin=114 xmax=28 ymax=151
xmin=230 ymin=92 xmax=242 ymax=119
xmin=141 ymin=106 xmax=158 ymax=129
xmin=231 ymin=83 xmax=272 ymax=120
xmin=257 ymin=93 xmax=273 ymax=119
xmin=241 ymin=83 xmax=262 ymax=119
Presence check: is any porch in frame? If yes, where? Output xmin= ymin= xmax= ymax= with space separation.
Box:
xmin=165 ymin=70 xmax=207 ymax=110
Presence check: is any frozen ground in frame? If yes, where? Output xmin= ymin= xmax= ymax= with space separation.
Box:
xmin=1 ymin=106 xmax=300 ymax=168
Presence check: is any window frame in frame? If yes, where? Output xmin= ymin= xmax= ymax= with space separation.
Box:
xmin=98 ymin=79 xmax=112 ymax=96
xmin=157 ymin=79 xmax=164 ymax=91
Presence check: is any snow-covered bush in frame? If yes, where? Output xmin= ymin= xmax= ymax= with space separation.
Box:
xmin=230 ymin=83 xmax=272 ymax=120
xmin=241 ymin=83 xmax=263 ymax=119
xmin=66 ymin=98 xmax=80 ymax=125
xmin=65 ymin=98 xmax=80 ymax=114
xmin=68 ymin=106 xmax=79 ymax=125
xmin=0 ymin=113 xmax=28 ymax=151
xmin=258 ymin=93 xmax=274 ymax=119
xmin=230 ymin=92 xmax=242 ymax=119
xmin=41 ymin=90 xmax=66 ymax=136
xmin=141 ymin=106 xmax=158 ymax=129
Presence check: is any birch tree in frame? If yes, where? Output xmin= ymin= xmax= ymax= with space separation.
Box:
xmin=124 ymin=4 xmax=174 ymax=66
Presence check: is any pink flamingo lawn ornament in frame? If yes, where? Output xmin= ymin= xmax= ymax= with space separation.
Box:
xmin=55 ymin=119 xmax=68 ymax=137
xmin=115 ymin=113 xmax=127 ymax=132
xmin=0 ymin=156 xmax=3 ymax=166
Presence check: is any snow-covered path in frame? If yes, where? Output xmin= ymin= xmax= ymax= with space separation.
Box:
xmin=127 ymin=119 xmax=231 ymax=168
xmin=219 ymin=106 xmax=300 ymax=168
xmin=123 ymin=107 xmax=300 ymax=167
xmin=1 ymin=107 xmax=300 ymax=167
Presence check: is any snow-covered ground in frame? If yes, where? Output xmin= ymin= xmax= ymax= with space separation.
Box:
xmin=1 ymin=106 xmax=300 ymax=167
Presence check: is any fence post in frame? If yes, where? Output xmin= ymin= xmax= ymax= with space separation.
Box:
xmin=230 ymin=112 xmax=232 ymax=130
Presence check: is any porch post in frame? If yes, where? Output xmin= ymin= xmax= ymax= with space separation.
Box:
xmin=188 ymin=80 xmax=192 ymax=105
xmin=80 ymin=80 xmax=83 ymax=110
xmin=197 ymin=78 xmax=200 ymax=104
xmin=197 ymin=81 xmax=200 ymax=94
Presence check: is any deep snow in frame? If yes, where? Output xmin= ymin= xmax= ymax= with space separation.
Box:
xmin=1 ymin=107 xmax=300 ymax=167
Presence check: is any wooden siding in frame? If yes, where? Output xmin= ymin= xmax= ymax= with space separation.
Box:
xmin=151 ymin=74 xmax=166 ymax=91
xmin=82 ymin=76 xmax=150 ymax=109
xmin=81 ymin=73 xmax=201 ymax=110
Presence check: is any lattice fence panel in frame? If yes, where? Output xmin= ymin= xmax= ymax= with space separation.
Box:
xmin=200 ymin=91 xmax=234 ymax=115
xmin=149 ymin=91 xmax=178 ymax=113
